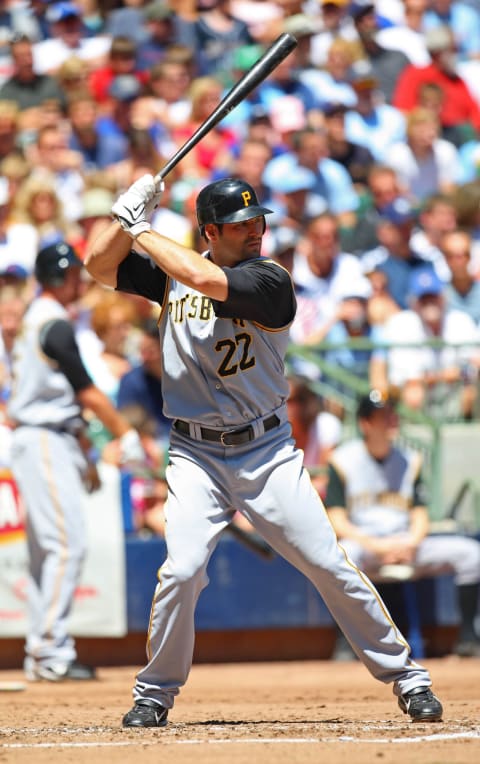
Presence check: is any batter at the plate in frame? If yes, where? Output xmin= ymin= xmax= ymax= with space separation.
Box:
xmin=85 ymin=174 xmax=444 ymax=727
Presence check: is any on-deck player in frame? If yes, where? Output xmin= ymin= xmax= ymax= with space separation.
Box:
xmin=85 ymin=174 xmax=444 ymax=726
xmin=8 ymin=242 xmax=147 ymax=682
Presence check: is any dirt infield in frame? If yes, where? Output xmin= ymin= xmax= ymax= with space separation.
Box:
xmin=0 ymin=658 xmax=479 ymax=764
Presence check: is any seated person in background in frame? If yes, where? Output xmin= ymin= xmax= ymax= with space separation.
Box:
xmin=326 ymin=390 xmax=480 ymax=657
xmin=286 ymin=375 xmax=342 ymax=499
xmin=102 ymin=403 xmax=167 ymax=537
xmin=381 ymin=266 xmax=480 ymax=418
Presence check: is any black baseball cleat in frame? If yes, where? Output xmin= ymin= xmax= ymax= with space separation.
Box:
xmin=398 ymin=687 xmax=443 ymax=722
xmin=122 ymin=699 xmax=168 ymax=728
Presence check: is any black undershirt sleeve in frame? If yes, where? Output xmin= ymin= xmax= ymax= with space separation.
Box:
xmin=116 ymin=250 xmax=168 ymax=304
xmin=324 ymin=463 xmax=347 ymax=509
xmin=40 ymin=320 xmax=93 ymax=392
xmin=212 ymin=259 xmax=297 ymax=328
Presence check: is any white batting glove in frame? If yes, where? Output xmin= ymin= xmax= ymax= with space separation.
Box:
xmin=111 ymin=174 xmax=164 ymax=239
xmin=118 ymin=428 xmax=146 ymax=466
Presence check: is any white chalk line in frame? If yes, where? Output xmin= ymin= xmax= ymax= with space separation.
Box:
xmin=1 ymin=730 xmax=479 ymax=749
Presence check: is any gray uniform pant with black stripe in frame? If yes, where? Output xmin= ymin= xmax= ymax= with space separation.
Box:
xmin=133 ymin=420 xmax=432 ymax=710
xmin=11 ymin=426 xmax=87 ymax=666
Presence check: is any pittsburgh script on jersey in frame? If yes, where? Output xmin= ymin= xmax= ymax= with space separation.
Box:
xmin=168 ymin=294 xmax=213 ymax=322
xmin=168 ymin=295 xmax=247 ymax=327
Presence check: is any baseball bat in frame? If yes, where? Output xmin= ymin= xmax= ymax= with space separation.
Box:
xmin=154 ymin=33 xmax=298 ymax=184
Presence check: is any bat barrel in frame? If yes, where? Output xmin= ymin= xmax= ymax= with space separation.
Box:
xmin=155 ymin=33 xmax=298 ymax=183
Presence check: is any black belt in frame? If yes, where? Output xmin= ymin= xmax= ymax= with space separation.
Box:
xmin=174 ymin=414 xmax=280 ymax=446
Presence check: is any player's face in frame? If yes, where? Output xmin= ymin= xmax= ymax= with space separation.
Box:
xmin=210 ymin=216 xmax=265 ymax=264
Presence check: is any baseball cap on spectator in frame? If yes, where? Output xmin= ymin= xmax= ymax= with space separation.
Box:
xmin=337 ymin=276 xmax=373 ymax=301
xmin=378 ymin=197 xmax=416 ymax=225
xmin=323 ymin=102 xmax=348 ymax=117
xmin=274 ymin=166 xmax=316 ymax=194
xmin=356 ymin=389 xmax=393 ymax=419
xmin=321 ymin=0 xmax=349 ymax=7
xmin=143 ymin=0 xmax=174 ymax=22
xmin=424 ymin=25 xmax=454 ymax=53
xmin=80 ymin=188 xmax=115 ymax=219
xmin=46 ymin=2 xmax=81 ymax=24
xmin=232 ymin=44 xmax=264 ymax=71
xmin=408 ymin=266 xmax=444 ymax=298
xmin=0 ymin=264 xmax=28 ymax=281
xmin=283 ymin=14 xmax=319 ymax=38
xmin=269 ymin=95 xmax=306 ymax=134
xmin=109 ymin=74 xmax=142 ymax=101
xmin=348 ymin=60 xmax=378 ymax=90
xmin=350 ymin=0 xmax=375 ymax=21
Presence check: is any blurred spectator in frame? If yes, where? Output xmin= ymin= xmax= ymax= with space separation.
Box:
xmin=0 ymin=34 xmax=66 ymax=114
xmin=102 ymin=126 xmax=165 ymax=192
xmin=350 ymin=0 xmax=410 ymax=102
xmin=75 ymin=185 xmax=115 ymax=259
xmin=0 ymin=174 xmax=38 ymax=273
xmin=323 ymin=101 xmax=374 ymax=190
xmin=0 ymin=100 xmax=19 ymax=161
xmin=26 ymin=124 xmax=85 ymax=222
xmin=325 ymin=390 xmax=480 ymax=657
xmin=286 ymin=374 xmax=342 ymax=499
xmin=86 ymin=290 xmax=140 ymax=403
xmin=344 ymin=61 xmax=406 ymax=162
xmin=33 ymin=1 xmax=110 ymax=75
xmin=392 ymin=25 xmax=480 ymax=147
xmin=102 ymin=402 xmax=168 ymax=537
xmin=361 ymin=198 xmax=430 ymax=309
xmin=423 ymin=0 xmax=480 ymax=61
xmin=289 ymin=212 xmax=364 ymax=346
xmin=216 ymin=137 xmax=274 ymax=202
xmin=104 ymin=0 xmax=151 ymax=47
xmin=0 ymin=152 xmax=30 ymax=200
xmin=117 ymin=318 xmax=171 ymax=447
xmin=442 ymin=229 xmax=480 ymax=326
xmin=263 ymin=127 xmax=360 ymax=228
xmin=0 ymin=286 xmax=25 ymax=411
xmin=376 ymin=0 xmax=430 ymax=67
xmin=176 ymin=0 xmax=254 ymax=77
xmin=299 ymin=37 xmax=358 ymax=111
xmin=309 ymin=0 xmax=357 ymax=68
xmin=267 ymin=164 xmax=317 ymax=236
xmin=365 ymin=267 xmax=401 ymax=327
xmin=386 ymin=108 xmax=462 ymax=205
xmin=139 ymin=55 xmax=193 ymax=132
xmin=136 ymin=0 xmax=185 ymax=71
xmin=88 ymin=35 xmax=149 ymax=109
xmin=66 ymin=91 xmax=128 ymax=172
xmin=9 ymin=174 xmax=80 ymax=250
xmin=409 ymin=193 xmax=458 ymax=281
xmin=340 ymin=163 xmax=406 ymax=255
xmin=381 ymin=266 xmax=480 ymax=416
xmin=55 ymin=54 xmax=90 ymax=101
xmin=172 ymin=75 xmax=239 ymax=179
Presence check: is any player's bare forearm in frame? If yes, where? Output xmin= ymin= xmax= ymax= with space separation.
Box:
xmin=136 ymin=229 xmax=228 ymax=301
xmin=84 ymin=221 xmax=132 ymax=288
xmin=77 ymin=384 xmax=132 ymax=438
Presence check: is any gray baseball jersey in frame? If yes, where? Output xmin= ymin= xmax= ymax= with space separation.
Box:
xmin=116 ymin=249 xmax=433 ymax=710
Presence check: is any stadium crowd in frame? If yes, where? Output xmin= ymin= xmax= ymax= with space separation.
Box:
xmin=1 ymin=1 xmax=480 ymax=540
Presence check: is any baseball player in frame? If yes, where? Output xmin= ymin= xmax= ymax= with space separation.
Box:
xmin=326 ymin=390 xmax=480 ymax=657
xmin=8 ymin=242 xmax=147 ymax=682
xmin=85 ymin=174 xmax=444 ymax=726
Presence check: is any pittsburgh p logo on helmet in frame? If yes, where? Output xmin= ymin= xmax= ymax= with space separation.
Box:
xmin=196 ymin=178 xmax=273 ymax=228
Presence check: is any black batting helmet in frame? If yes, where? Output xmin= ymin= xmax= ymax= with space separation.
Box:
xmin=34 ymin=241 xmax=82 ymax=287
xmin=196 ymin=178 xmax=273 ymax=232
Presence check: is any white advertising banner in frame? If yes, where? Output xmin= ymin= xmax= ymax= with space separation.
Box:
xmin=0 ymin=462 xmax=127 ymax=638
